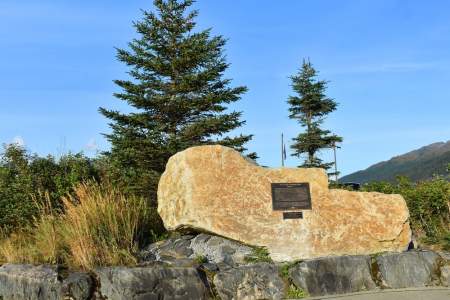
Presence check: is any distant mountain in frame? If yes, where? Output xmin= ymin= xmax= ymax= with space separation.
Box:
xmin=340 ymin=141 xmax=450 ymax=183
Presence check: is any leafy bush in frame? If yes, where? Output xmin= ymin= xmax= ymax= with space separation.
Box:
xmin=0 ymin=182 xmax=165 ymax=269
xmin=0 ymin=144 xmax=100 ymax=233
xmin=362 ymin=175 xmax=450 ymax=247
xmin=0 ymin=145 xmax=36 ymax=233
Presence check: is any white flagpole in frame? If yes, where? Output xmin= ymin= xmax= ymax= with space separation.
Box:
xmin=281 ymin=133 xmax=284 ymax=167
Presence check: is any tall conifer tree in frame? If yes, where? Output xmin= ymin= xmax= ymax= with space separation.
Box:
xmin=100 ymin=0 xmax=254 ymax=202
xmin=288 ymin=59 xmax=342 ymax=170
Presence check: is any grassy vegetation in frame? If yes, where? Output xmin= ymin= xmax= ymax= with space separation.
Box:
xmin=194 ymin=255 xmax=208 ymax=264
xmin=279 ymin=261 xmax=301 ymax=279
xmin=279 ymin=263 xmax=291 ymax=279
xmin=0 ymin=182 xmax=165 ymax=270
xmin=278 ymin=262 xmax=309 ymax=299
xmin=244 ymin=246 xmax=273 ymax=263
xmin=286 ymin=284 xmax=308 ymax=299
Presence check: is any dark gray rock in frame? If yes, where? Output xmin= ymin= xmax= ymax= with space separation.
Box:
xmin=95 ymin=266 xmax=209 ymax=300
xmin=376 ymin=250 xmax=441 ymax=288
xmin=62 ymin=272 xmax=93 ymax=300
xmin=163 ymin=258 xmax=197 ymax=267
xmin=441 ymin=265 xmax=450 ymax=287
xmin=289 ymin=255 xmax=377 ymax=297
xmin=438 ymin=252 xmax=450 ymax=287
xmin=201 ymin=262 xmax=219 ymax=273
xmin=0 ymin=264 xmax=62 ymax=300
xmin=141 ymin=236 xmax=194 ymax=263
xmin=213 ymin=263 xmax=285 ymax=300
xmin=140 ymin=233 xmax=253 ymax=268
xmin=0 ymin=264 xmax=92 ymax=300
xmin=189 ymin=234 xmax=253 ymax=267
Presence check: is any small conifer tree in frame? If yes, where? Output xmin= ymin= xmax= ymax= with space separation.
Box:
xmin=288 ymin=59 xmax=342 ymax=170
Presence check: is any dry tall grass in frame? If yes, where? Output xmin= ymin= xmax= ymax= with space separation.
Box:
xmin=0 ymin=193 xmax=62 ymax=264
xmin=62 ymin=183 xmax=154 ymax=269
xmin=0 ymin=228 xmax=35 ymax=264
xmin=0 ymin=182 xmax=164 ymax=270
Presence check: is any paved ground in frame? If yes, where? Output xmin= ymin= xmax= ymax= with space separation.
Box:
xmin=306 ymin=287 xmax=450 ymax=300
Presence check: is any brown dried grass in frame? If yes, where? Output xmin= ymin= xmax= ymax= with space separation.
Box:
xmin=0 ymin=182 xmax=163 ymax=270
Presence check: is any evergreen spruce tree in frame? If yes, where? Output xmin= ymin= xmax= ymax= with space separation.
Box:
xmin=100 ymin=0 xmax=254 ymax=202
xmin=288 ymin=59 xmax=342 ymax=170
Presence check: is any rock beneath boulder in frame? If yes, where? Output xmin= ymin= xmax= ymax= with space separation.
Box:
xmin=140 ymin=233 xmax=253 ymax=268
xmin=139 ymin=235 xmax=197 ymax=267
xmin=213 ymin=263 xmax=285 ymax=300
xmin=190 ymin=233 xmax=253 ymax=267
xmin=0 ymin=264 xmax=92 ymax=300
xmin=289 ymin=255 xmax=377 ymax=296
xmin=143 ymin=235 xmax=193 ymax=261
xmin=158 ymin=145 xmax=411 ymax=261
xmin=375 ymin=250 xmax=441 ymax=288
xmin=96 ymin=266 xmax=209 ymax=300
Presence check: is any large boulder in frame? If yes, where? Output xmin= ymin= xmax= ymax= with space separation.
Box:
xmin=158 ymin=145 xmax=411 ymax=261
xmin=289 ymin=255 xmax=377 ymax=296
xmin=213 ymin=263 xmax=285 ymax=300
xmin=0 ymin=264 xmax=92 ymax=300
xmin=95 ymin=266 xmax=209 ymax=300
xmin=375 ymin=250 xmax=441 ymax=288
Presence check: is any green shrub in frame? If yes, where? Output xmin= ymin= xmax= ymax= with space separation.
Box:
xmin=362 ymin=175 xmax=450 ymax=247
xmin=0 ymin=144 xmax=100 ymax=234
xmin=0 ymin=145 xmax=36 ymax=233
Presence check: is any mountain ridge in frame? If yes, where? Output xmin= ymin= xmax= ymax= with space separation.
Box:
xmin=340 ymin=140 xmax=450 ymax=183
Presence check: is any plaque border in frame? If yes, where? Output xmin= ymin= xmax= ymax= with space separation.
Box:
xmin=271 ymin=182 xmax=312 ymax=211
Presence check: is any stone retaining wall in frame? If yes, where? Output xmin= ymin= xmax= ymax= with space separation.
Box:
xmin=1 ymin=249 xmax=449 ymax=299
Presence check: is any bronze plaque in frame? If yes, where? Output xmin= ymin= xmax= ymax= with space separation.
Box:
xmin=271 ymin=183 xmax=312 ymax=211
xmin=283 ymin=211 xmax=303 ymax=219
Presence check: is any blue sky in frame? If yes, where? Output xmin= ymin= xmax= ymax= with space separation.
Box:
xmin=1 ymin=0 xmax=449 ymax=176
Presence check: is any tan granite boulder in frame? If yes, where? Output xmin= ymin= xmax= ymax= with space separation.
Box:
xmin=157 ymin=145 xmax=411 ymax=262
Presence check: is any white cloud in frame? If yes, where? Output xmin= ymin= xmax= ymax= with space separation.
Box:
xmin=85 ymin=138 xmax=98 ymax=151
xmin=11 ymin=136 xmax=25 ymax=147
